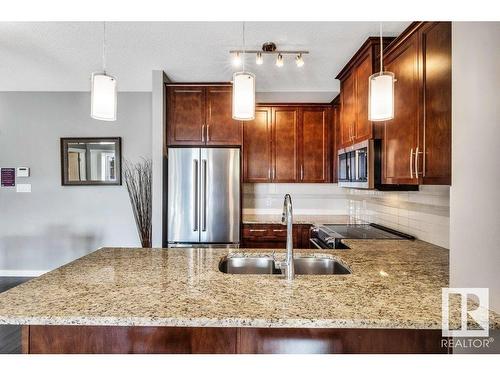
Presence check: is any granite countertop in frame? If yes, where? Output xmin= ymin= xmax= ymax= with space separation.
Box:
xmin=242 ymin=214 xmax=363 ymax=225
xmin=0 ymin=241 xmax=499 ymax=330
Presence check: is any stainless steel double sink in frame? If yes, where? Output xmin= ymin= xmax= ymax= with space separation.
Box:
xmin=218 ymin=255 xmax=351 ymax=275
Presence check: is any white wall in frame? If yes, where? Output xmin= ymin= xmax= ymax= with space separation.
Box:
xmin=450 ymin=22 xmax=500 ymax=312
xmin=0 ymin=92 xmax=151 ymax=275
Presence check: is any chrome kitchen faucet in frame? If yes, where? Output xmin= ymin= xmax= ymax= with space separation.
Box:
xmin=280 ymin=194 xmax=295 ymax=281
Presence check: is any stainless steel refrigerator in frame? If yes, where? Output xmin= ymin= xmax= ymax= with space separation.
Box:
xmin=167 ymin=148 xmax=240 ymax=246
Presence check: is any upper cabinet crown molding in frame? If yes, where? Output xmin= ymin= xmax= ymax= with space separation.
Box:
xmin=335 ymin=36 xmax=395 ymax=81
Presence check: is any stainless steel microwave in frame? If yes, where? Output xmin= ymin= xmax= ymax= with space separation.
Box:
xmin=338 ymin=139 xmax=381 ymax=189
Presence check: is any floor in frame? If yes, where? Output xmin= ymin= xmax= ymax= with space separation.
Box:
xmin=0 ymin=277 xmax=31 ymax=354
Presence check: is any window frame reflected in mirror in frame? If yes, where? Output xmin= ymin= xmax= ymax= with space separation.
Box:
xmin=60 ymin=137 xmax=122 ymax=186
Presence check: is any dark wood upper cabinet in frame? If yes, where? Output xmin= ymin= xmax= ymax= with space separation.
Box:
xmin=206 ymin=86 xmax=242 ymax=145
xmin=242 ymin=105 xmax=330 ymax=183
xmin=334 ymin=22 xmax=451 ymax=187
xmin=354 ymin=53 xmax=373 ymax=142
xmin=419 ymin=22 xmax=451 ymax=185
xmin=166 ymin=84 xmax=242 ymax=146
xmin=300 ymin=107 xmax=330 ymax=182
xmin=381 ymin=21 xmax=451 ymax=185
xmin=243 ymin=107 xmax=272 ymax=182
xmin=167 ymin=86 xmax=205 ymax=145
xmin=336 ymin=37 xmax=395 ymax=149
xmin=382 ymin=32 xmax=420 ymax=185
xmin=272 ymin=107 xmax=299 ymax=182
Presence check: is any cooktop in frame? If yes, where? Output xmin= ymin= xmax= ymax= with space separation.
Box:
xmin=311 ymin=223 xmax=414 ymax=249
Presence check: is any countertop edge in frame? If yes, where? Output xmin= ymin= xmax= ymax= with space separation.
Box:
xmin=0 ymin=316 xmax=445 ymax=330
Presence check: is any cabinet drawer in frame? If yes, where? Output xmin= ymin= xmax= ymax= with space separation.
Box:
xmin=241 ymin=224 xmax=311 ymax=248
xmin=242 ymin=224 xmax=286 ymax=240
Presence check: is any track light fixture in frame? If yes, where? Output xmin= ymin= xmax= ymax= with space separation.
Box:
xmin=230 ymin=42 xmax=308 ymax=69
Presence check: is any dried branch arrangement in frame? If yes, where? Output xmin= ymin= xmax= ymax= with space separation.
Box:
xmin=123 ymin=158 xmax=152 ymax=248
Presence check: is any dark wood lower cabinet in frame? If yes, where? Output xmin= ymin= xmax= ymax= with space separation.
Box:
xmin=241 ymin=223 xmax=312 ymax=249
xmin=23 ymin=326 xmax=236 ymax=354
xmin=23 ymin=325 xmax=448 ymax=354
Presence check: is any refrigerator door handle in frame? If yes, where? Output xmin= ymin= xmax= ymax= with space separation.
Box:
xmin=201 ymin=159 xmax=207 ymax=232
xmin=193 ymin=159 xmax=198 ymax=232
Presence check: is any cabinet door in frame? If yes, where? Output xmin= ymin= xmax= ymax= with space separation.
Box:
xmin=382 ymin=33 xmax=420 ymax=185
xmin=272 ymin=107 xmax=299 ymax=182
xmin=300 ymin=107 xmax=330 ymax=183
xmin=243 ymin=108 xmax=272 ymax=182
xmin=354 ymin=52 xmax=373 ymax=142
xmin=206 ymin=86 xmax=242 ymax=145
xmin=167 ymin=86 xmax=205 ymax=145
xmin=420 ymin=22 xmax=451 ymax=185
xmin=340 ymin=73 xmax=355 ymax=147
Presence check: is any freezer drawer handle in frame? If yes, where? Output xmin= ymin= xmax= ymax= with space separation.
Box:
xmin=193 ymin=159 xmax=198 ymax=232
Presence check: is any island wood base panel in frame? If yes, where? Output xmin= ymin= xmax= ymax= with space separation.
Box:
xmin=22 ymin=325 xmax=448 ymax=354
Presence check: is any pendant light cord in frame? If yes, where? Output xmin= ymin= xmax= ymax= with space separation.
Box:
xmin=242 ymin=21 xmax=246 ymax=72
xmin=102 ymin=21 xmax=107 ymax=73
xmin=379 ymin=22 xmax=383 ymax=75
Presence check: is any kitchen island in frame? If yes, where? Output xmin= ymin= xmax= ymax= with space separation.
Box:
xmin=0 ymin=240 xmax=498 ymax=354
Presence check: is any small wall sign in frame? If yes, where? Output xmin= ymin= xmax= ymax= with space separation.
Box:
xmin=1 ymin=168 xmax=16 ymax=187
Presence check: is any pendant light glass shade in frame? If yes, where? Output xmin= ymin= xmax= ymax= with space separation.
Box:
xmin=368 ymin=72 xmax=394 ymax=121
xmin=91 ymin=72 xmax=117 ymax=121
xmin=232 ymin=71 xmax=255 ymax=121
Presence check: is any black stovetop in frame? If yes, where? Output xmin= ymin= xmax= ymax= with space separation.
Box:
xmin=314 ymin=223 xmax=414 ymax=248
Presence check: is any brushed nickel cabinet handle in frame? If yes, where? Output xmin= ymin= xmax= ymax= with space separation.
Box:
xmin=273 ymin=229 xmax=286 ymax=232
xmin=415 ymin=147 xmax=423 ymax=178
xmin=249 ymin=229 xmax=266 ymax=232
xmin=206 ymin=124 xmax=210 ymax=141
xmin=415 ymin=146 xmax=419 ymax=177
xmin=300 ymin=164 xmax=304 ymax=181
xmin=201 ymin=124 xmax=205 ymax=142
xmin=410 ymin=148 xmax=414 ymax=179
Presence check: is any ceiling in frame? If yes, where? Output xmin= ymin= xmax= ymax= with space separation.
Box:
xmin=0 ymin=22 xmax=410 ymax=101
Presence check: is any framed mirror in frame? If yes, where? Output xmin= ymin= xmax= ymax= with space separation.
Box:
xmin=61 ymin=137 xmax=122 ymax=186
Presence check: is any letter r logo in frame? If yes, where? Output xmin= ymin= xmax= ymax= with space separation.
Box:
xmin=442 ymin=288 xmax=489 ymax=337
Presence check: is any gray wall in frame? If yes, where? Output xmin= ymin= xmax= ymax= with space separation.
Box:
xmin=0 ymin=92 xmax=151 ymax=274
xmin=451 ymin=22 xmax=500 ymax=313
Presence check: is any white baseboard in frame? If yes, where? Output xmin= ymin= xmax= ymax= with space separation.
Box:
xmin=0 ymin=270 xmax=48 ymax=277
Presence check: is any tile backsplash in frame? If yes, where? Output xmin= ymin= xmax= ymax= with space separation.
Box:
xmin=243 ymin=183 xmax=450 ymax=248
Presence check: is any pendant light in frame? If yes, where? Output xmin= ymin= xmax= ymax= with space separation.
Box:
xmin=232 ymin=22 xmax=256 ymax=121
xmin=368 ymin=23 xmax=395 ymax=121
xmin=91 ymin=22 xmax=117 ymax=121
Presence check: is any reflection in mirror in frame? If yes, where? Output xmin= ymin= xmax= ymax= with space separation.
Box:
xmin=61 ymin=137 xmax=121 ymax=185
